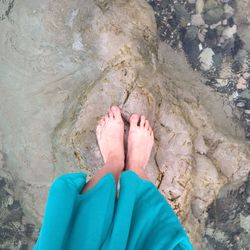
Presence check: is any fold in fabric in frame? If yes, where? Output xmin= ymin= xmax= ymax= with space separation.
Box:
xmin=34 ymin=171 xmax=194 ymax=250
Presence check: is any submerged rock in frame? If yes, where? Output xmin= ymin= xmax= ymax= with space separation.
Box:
xmin=222 ymin=25 xmax=237 ymax=39
xmin=203 ymin=174 xmax=250 ymax=249
xmin=204 ymin=7 xmax=224 ymax=25
xmin=191 ymin=14 xmax=205 ymax=26
xmin=199 ymin=48 xmax=215 ymax=71
xmin=196 ymin=0 xmax=204 ymax=14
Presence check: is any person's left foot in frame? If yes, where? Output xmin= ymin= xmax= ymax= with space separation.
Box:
xmin=96 ymin=106 xmax=125 ymax=170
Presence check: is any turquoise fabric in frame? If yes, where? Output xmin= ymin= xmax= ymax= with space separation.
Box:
xmin=33 ymin=170 xmax=194 ymax=250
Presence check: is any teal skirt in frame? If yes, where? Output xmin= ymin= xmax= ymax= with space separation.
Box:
xmin=33 ymin=170 xmax=194 ymax=250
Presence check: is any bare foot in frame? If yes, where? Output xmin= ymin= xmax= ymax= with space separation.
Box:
xmin=96 ymin=106 xmax=125 ymax=170
xmin=126 ymin=114 xmax=154 ymax=179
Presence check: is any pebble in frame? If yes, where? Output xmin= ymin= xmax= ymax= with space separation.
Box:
xmin=236 ymin=101 xmax=247 ymax=108
xmin=228 ymin=17 xmax=235 ymax=27
xmin=185 ymin=26 xmax=199 ymax=41
xmin=213 ymin=52 xmax=223 ymax=68
xmin=222 ymin=25 xmax=237 ymax=39
xmin=204 ymin=7 xmax=224 ymax=25
xmin=216 ymin=25 xmax=224 ymax=36
xmin=216 ymin=79 xmax=228 ymax=87
xmin=246 ymin=180 xmax=250 ymax=195
xmin=235 ymin=49 xmax=248 ymax=63
xmin=210 ymin=21 xmax=221 ymax=29
xmin=204 ymin=0 xmax=218 ymax=11
xmin=224 ymin=4 xmax=234 ymax=18
xmin=243 ymin=72 xmax=250 ymax=79
xmin=188 ymin=0 xmax=196 ymax=4
xmin=239 ymin=90 xmax=250 ymax=99
xmin=199 ymin=48 xmax=215 ymax=71
xmin=196 ymin=0 xmax=204 ymax=14
xmin=175 ymin=4 xmax=191 ymax=27
xmin=198 ymin=32 xmax=205 ymax=42
xmin=205 ymin=29 xmax=217 ymax=47
xmin=191 ymin=14 xmax=205 ymax=26
xmin=247 ymin=196 xmax=250 ymax=203
xmin=236 ymin=77 xmax=247 ymax=90
xmin=183 ymin=39 xmax=200 ymax=69
xmin=222 ymin=19 xmax=228 ymax=26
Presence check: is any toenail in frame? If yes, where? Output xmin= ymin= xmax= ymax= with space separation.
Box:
xmin=131 ymin=114 xmax=138 ymax=118
xmin=111 ymin=106 xmax=117 ymax=112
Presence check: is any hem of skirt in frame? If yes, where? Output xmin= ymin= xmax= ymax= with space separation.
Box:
xmin=77 ymin=172 xmax=116 ymax=200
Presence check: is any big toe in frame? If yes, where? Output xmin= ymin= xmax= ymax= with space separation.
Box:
xmin=130 ymin=114 xmax=139 ymax=127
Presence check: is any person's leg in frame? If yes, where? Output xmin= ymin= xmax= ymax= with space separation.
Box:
xmin=82 ymin=106 xmax=124 ymax=193
xmin=126 ymin=114 xmax=154 ymax=181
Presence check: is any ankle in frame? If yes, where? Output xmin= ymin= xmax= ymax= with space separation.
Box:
xmin=127 ymin=167 xmax=149 ymax=180
xmin=105 ymin=153 xmax=124 ymax=170
xmin=126 ymin=157 xmax=146 ymax=170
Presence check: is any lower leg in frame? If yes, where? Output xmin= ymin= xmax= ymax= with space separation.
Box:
xmin=82 ymin=154 xmax=123 ymax=193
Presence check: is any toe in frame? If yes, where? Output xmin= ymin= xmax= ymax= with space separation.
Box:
xmin=108 ymin=109 xmax=114 ymax=119
xmin=99 ymin=116 xmax=105 ymax=126
xmin=140 ymin=115 xmax=146 ymax=127
xmin=111 ymin=106 xmax=122 ymax=120
xmin=98 ymin=116 xmax=105 ymax=125
xmin=150 ymin=128 xmax=154 ymax=137
xmin=144 ymin=120 xmax=149 ymax=130
xmin=103 ymin=115 xmax=109 ymax=123
xmin=130 ymin=114 xmax=139 ymax=127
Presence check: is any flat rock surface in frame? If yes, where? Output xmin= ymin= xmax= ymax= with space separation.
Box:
xmin=0 ymin=0 xmax=250 ymax=249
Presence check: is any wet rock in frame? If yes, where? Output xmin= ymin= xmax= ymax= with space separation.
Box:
xmin=199 ymin=48 xmax=215 ymax=71
xmin=204 ymin=7 xmax=224 ymax=25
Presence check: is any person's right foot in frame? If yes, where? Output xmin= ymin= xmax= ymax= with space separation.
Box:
xmin=126 ymin=114 xmax=154 ymax=175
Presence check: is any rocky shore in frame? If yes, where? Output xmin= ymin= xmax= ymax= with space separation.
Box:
xmin=0 ymin=0 xmax=250 ymax=249
xmin=147 ymin=0 xmax=250 ymax=144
